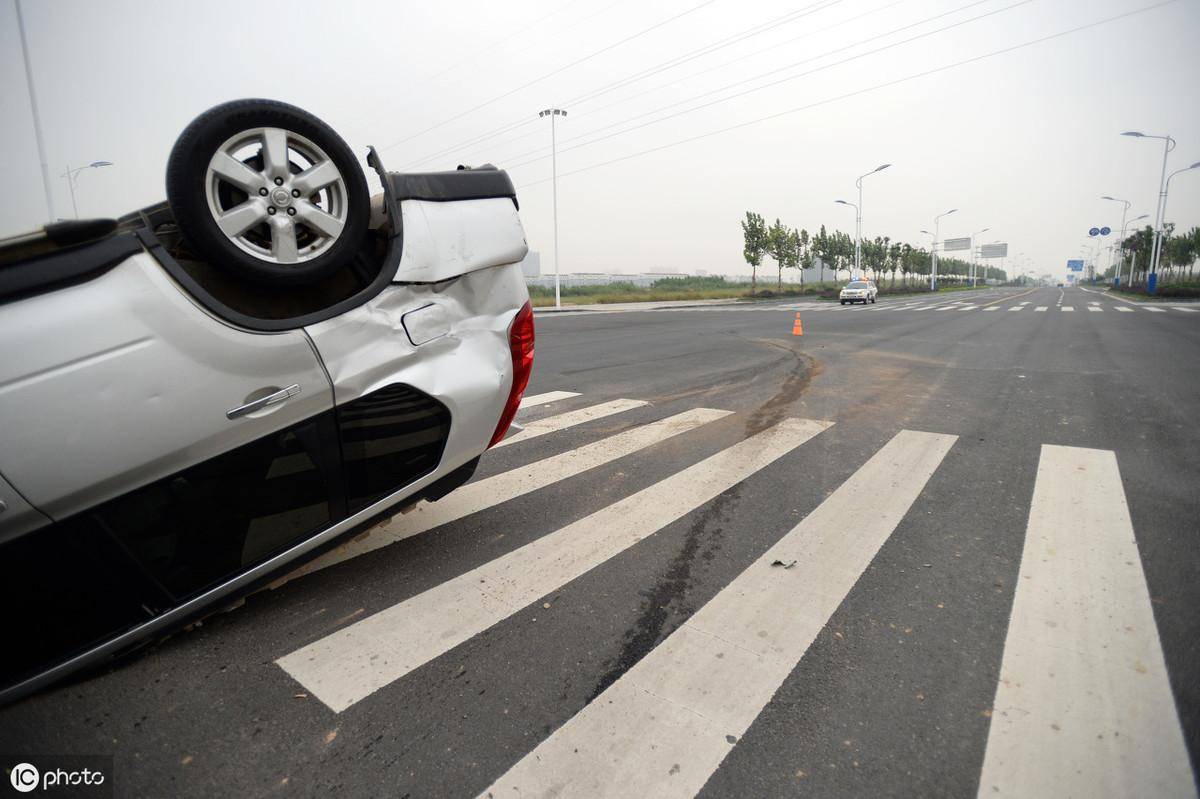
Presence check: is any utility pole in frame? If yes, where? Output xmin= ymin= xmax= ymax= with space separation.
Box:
xmin=15 ymin=0 xmax=56 ymax=221
xmin=853 ymin=163 xmax=890 ymax=279
xmin=62 ymin=161 xmax=114 ymax=218
xmin=970 ymin=227 xmax=990 ymax=287
xmin=1121 ymin=131 xmax=1175 ymax=292
xmin=930 ymin=208 xmax=956 ymax=291
xmin=539 ymin=108 xmax=567 ymax=308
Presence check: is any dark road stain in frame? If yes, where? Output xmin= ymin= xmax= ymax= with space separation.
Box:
xmin=586 ymin=342 xmax=817 ymax=703
xmin=587 ymin=486 xmax=736 ymax=703
xmin=743 ymin=341 xmax=821 ymax=435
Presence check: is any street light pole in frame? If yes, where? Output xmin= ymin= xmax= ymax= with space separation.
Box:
xmin=930 ymin=208 xmax=956 ymax=291
xmin=970 ymin=227 xmax=989 ymax=287
xmin=1101 ymin=195 xmax=1130 ymax=284
xmin=1158 ymin=161 xmax=1200 ymax=280
xmin=539 ymin=108 xmax=567 ymax=308
xmin=1118 ymin=213 xmax=1149 ymax=286
xmin=61 ymin=161 xmax=113 ymax=219
xmin=853 ymin=163 xmax=890 ymax=279
xmin=834 ymin=199 xmax=858 ymax=280
xmin=1121 ymin=131 xmax=1175 ymax=289
xmin=15 ymin=0 xmax=55 ymax=221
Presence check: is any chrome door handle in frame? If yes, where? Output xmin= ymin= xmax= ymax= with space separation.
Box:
xmin=226 ymin=384 xmax=301 ymax=420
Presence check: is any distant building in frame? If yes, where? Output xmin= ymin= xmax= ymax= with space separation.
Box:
xmin=520 ymin=251 xmax=541 ymax=278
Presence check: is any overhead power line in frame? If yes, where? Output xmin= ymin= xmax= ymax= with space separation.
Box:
xmin=424 ymin=0 xmax=911 ymax=171
xmin=515 ymin=0 xmax=1179 ymax=189
xmin=378 ymin=0 xmax=722 ymax=155
xmin=399 ymin=0 xmax=840 ymax=170
xmin=504 ymin=0 xmax=1007 ymax=170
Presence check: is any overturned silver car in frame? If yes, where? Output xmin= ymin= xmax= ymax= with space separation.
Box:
xmin=0 ymin=99 xmax=534 ymax=703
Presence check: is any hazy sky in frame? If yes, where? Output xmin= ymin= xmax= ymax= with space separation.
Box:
xmin=3 ymin=0 xmax=1198 ymax=281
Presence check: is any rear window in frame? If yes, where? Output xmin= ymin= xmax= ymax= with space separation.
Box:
xmin=847 ymin=282 xmax=868 ymax=288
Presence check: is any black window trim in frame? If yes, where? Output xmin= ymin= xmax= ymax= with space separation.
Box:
xmin=0 ymin=420 xmax=478 ymax=707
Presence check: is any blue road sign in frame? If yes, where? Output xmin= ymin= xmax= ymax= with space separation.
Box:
xmin=1100 ymin=226 xmax=1111 ymax=236
xmin=1067 ymin=259 xmax=1084 ymax=271
xmin=1089 ymin=227 xmax=1100 ymax=236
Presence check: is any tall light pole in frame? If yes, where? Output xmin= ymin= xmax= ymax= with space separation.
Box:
xmin=15 ymin=0 xmax=55 ymax=221
xmin=539 ymin=108 xmax=567 ymax=308
xmin=970 ymin=227 xmax=989 ymax=287
xmin=1159 ymin=161 xmax=1200 ymax=279
xmin=1121 ymin=131 xmax=1174 ymax=289
xmin=834 ymin=199 xmax=858 ymax=280
xmin=62 ymin=161 xmax=113 ymax=218
xmin=1118 ymin=213 xmax=1149 ymax=285
xmin=1101 ymin=195 xmax=1130 ymax=285
xmin=853 ymin=163 xmax=891 ymax=279
xmin=930 ymin=208 xmax=956 ymax=290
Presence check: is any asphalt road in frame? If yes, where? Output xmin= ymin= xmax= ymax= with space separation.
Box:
xmin=3 ymin=285 xmax=1198 ymax=798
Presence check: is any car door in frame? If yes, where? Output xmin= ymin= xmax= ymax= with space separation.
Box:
xmin=0 ymin=250 xmax=342 ymax=688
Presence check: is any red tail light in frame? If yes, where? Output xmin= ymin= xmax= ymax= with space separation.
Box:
xmin=489 ymin=301 xmax=535 ymax=448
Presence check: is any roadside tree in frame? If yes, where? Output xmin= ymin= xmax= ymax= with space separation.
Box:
xmin=741 ymin=211 xmax=769 ymax=295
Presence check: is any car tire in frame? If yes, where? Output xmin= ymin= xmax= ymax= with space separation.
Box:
xmin=840 ymin=300 xmax=845 ymax=305
xmin=166 ymin=98 xmax=369 ymax=287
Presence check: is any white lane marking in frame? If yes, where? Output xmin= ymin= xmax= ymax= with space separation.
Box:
xmin=1017 ymin=301 xmax=1030 ymax=306
xmin=1007 ymin=306 xmax=1023 ymax=311
xmin=1062 ymin=306 xmax=1075 ymax=312
xmin=519 ymin=391 xmax=580 ymax=409
xmin=277 ymin=417 xmax=834 ymax=713
xmin=1145 ymin=307 xmax=1166 ymax=313
xmin=1116 ymin=307 xmax=1134 ymax=312
xmin=1087 ymin=306 xmax=1103 ymax=312
xmin=1175 ymin=307 xmax=1197 ymax=313
xmin=1035 ymin=306 xmax=1048 ymax=312
xmin=957 ymin=304 xmax=978 ymax=310
xmin=1088 ymin=301 xmax=1100 ymax=305
xmin=273 ymin=408 xmax=732 ymax=586
xmin=494 ymin=398 xmax=648 ymax=449
xmin=983 ymin=306 xmax=1001 ymax=312
xmin=482 ymin=430 xmax=957 ymax=799
xmin=978 ymin=446 xmax=1195 ymax=798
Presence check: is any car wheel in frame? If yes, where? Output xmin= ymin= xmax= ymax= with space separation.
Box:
xmin=840 ymin=300 xmax=846 ymax=305
xmin=166 ymin=98 xmax=369 ymax=287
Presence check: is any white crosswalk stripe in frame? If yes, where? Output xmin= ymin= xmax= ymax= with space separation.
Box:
xmin=1117 ymin=307 xmax=1134 ymax=312
xmin=271 ymin=407 xmax=731 ymax=586
xmin=978 ymin=445 xmax=1194 ymax=797
xmin=1146 ymin=307 xmax=1166 ymax=313
xmin=249 ymin=386 xmax=1196 ymax=795
xmin=519 ymin=391 xmax=580 ymax=409
xmin=1035 ymin=306 xmax=1048 ymax=311
xmin=493 ymin=398 xmax=648 ymax=448
xmin=1088 ymin=306 xmax=1103 ymax=312
xmin=277 ymin=416 xmax=833 ymax=712
xmin=1062 ymin=306 xmax=1074 ymax=311
xmin=482 ymin=430 xmax=955 ymax=799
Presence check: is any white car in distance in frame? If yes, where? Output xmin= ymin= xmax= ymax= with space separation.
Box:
xmin=839 ymin=280 xmax=878 ymax=305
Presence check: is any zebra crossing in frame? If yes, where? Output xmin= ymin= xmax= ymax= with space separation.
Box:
xmin=267 ymin=389 xmax=1194 ymax=797
xmin=538 ymin=299 xmax=1199 ymax=317
xmin=784 ymin=299 xmax=1199 ymax=314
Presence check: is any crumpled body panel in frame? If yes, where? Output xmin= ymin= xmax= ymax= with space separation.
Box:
xmin=395 ymin=198 xmax=528 ymax=283
xmin=304 ymin=261 xmax=530 ymax=477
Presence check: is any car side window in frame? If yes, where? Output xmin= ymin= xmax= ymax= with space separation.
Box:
xmin=336 ymin=384 xmax=452 ymax=513
xmin=93 ymin=413 xmax=341 ymax=599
